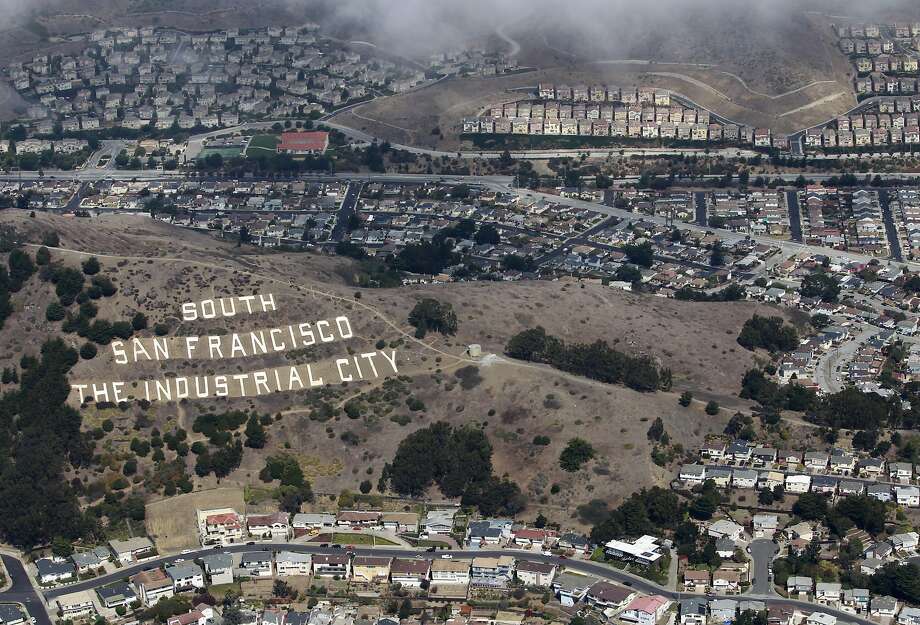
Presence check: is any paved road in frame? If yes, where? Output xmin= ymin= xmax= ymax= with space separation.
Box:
xmin=813 ymin=325 xmax=879 ymax=394
xmin=32 ymin=545 xmax=876 ymax=625
xmin=694 ymin=191 xmax=707 ymax=227
xmin=878 ymin=189 xmax=904 ymax=261
xmin=0 ymin=555 xmax=52 ymax=625
xmin=330 ymin=181 xmax=364 ymax=242
xmin=747 ymin=539 xmax=779 ymax=596
xmin=786 ymin=190 xmax=803 ymax=243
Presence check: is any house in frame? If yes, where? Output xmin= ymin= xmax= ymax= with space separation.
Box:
xmin=815 ymin=582 xmax=842 ymax=605
xmin=785 ymin=474 xmax=811 ymax=494
xmin=680 ymin=464 xmax=707 ymax=485
xmin=200 ymin=553 xmax=234 ymax=585
xmin=752 ymin=514 xmax=779 ymax=538
xmin=71 ymin=551 xmax=103 ymax=574
xmin=898 ymin=606 xmax=920 ymax=625
xmin=55 ymin=590 xmax=97 ymax=618
xmin=239 ymin=552 xmax=273 ymax=577
xmin=97 ymin=582 xmax=138 ymax=609
xmin=708 ymin=520 xmax=744 ymax=541
xmin=712 ymin=568 xmax=742 ymax=593
xmin=752 ymin=447 xmax=777 ymax=466
xmin=871 ymin=596 xmax=899 ymax=618
xmin=811 ymin=476 xmax=838 ymax=495
xmin=890 ymin=531 xmax=919 ymax=552
xmin=246 ymin=511 xmax=290 ymax=540
xmin=109 ymin=536 xmax=155 ymax=563
xmin=867 ymin=483 xmax=892 ymax=502
xmin=351 ymin=556 xmax=391 ymax=584
xmin=805 ymin=613 xmax=836 ymax=625
xmin=380 ymin=512 xmax=418 ymax=533
xmin=165 ymin=562 xmax=204 ymax=592
xmin=336 ymin=511 xmax=381 ymax=528
xmin=166 ymin=609 xmax=210 ymax=625
xmin=604 ymin=535 xmax=664 ymax=566
xmin=390 ymin=558 xmax=430 ymax=587
xmin=715 ymin=538 xmax=737 ymax=560
xmin=620 ymin=595 xmax=672 ymax=625
xmin=683 ymin=569 xmax=710 ymax=592
xmin=422 ymin=509 xmax=457 ymax=535
xmin=557 ymin=533 xmax=592 ymax=554
xmin=701 ymin=442 xmax=727 ymax=460
xmin=430 ymin=558 xmax=471 ymax=585
xmin=470 ymin=556 xmax=514 ymax=587
xmin=679 ymin=598 xmax=708 ymax=625
xmin=732 ymin=469 xmax=758 ymax=490
xmin=466 ymin=522 xmax=504 ymax=547
xmin=842 ymin=588 xmax=870 ymax=613
xmin=198 ymin=509 xmax=245 ymax=546
xmin=804 ymin=452 xmax=829 ymax=471
xmin=0 ymin=606 xmax=25 ymax=625
xmin=292 ymin=513 xmax=336 ymax=536
xmin=709 ymin=599 xmax=738 ymax=625
xmin=132 ymin=568 xmax=175 ymax=606
xmin=785 ymin=522 xmax=814 ymax=542
xmin=35 ymin=558 xmax=75 ymax=584
xmin=513 ymin=528 xmax=548 ymax=549
xmin=839 ymin=480 xmax=864 ymax=496
xmin=515 ymin=561 xmax=556 ymax=586
xmin=551 ymin=571 xmax=596 ymax=606
xmin=787 ymin=576 xmax=813 ymax=597
xmin=896 ymin=486 xmax=920 ymax=507
xmin=585 ymin=581 xmax=636 ymax=610
xmin=890 ymin=461 xmax=913 ymax=483
xmin=727 ymin=440 xmax=752 ymax=463
xmin=275 ymin=551 xmax=311 ymax=577
xmin=707 ymin=468 xmax=733 ymax=488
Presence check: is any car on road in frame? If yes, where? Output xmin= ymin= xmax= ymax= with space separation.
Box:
xmin=426 ymin=546 xmax=436 ymax=552
xmin=441 ymin=554 xmax=453 ymax=559
xmin=332 ymin=544 xmax=343 ymax=549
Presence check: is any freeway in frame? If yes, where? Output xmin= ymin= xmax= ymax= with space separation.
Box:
xmin=31 ymin=545 xmax=876 ymax=625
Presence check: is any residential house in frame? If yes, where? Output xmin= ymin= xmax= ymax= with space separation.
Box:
xmin=867 ymin=483 xmax=893 ymax=502
xmin=805 ymin=613 xmax=836 ymax=625
xmin=109 ymin=536 xmax=155 ymax=563
xmin=815 ymin=582 xmax=842 ymax=605
xmin=732 ymin=469 xmax=758 ymax=490
xmin=708 ymin=520 xmax=744 ymax=542
xmin=683 ymin=569 xmax=710 ymax=592
xmin=131 ymin=568 xmax=175 ymax=606
xmin=585 ymin=581 xmax=636 ymax=611
xmin=200 ymin=553 xmax=234 ymax=585
xmin=275 ymin=551 xmax=311 ymax=577
xmin=380 ymin=512 xmax=419 ymax=534
xmin=890 ymin=532 xmax=919 ymax=552
xmin=430 ymin=559 xmax=471 ymax=585
xmin=292 ymin=513 xmax=335 ymax=536
xmin=471 ymin=556 xmax=514 ymax=587
xmin=390 ymin=558 xmax=430 ymax=587
xmin=785 ymin=475 xmax=811 ymax=494
xmin=198 ymin=509 xmax=245 ymax=546
xmin=246 ymin=512 xmax=290 ymax=540
xmin=713 ymin=568 xmax=742 ymax=593
xmin=422 ymin=509 xmax=457 ymax=536
xmin=336 ymin=511 xmax=381 ymax=528
xmin=36 ymin=558 xmax=75 ymax=584
xmin=752 ymin=514 xmax=779 ymax=539
xmin=515 ymin=561 xmax=556 ymax=587
xmin=604 ymin=535 xmax=665 ymax=566
xmin=898 ymin=606 xmax=920 ymax=625
xmin=351 ymin=556 xmax=391 ymax=584
xmin=679 ymin=598 xmax=708 ymax=625
xmin=709 ymin=599 xmax=738 ymax=625
xmin=680 ymin=464 xmax=707 ymax=486
xmin=55 ymin=590 xmax=97 ymax=618
xmin=313 ymin=553 xmax=351 ymax=579
xmin=890 ymin=461 xmax=913 ymax=483
xmin=551 ymin=571 xmax=596 ymax=606
xmin=96 ymin=582 xmax=138 ymax=609
xmin=871 ymin=596 xmax=899 ymax=619
xmin=787 ymin=576 xmax=813 ymax=597
xmin=165 ymin=562 xmax=204 ymax=592
xmin=239 ymin=552 xmax=273 ymax=577
xmin=620 ymin=595 xmax=672 ymax=625
xmin=557 ymin=533 xmax=592 ymax=554
xmin=896 ymin=486 xmax=920 ymax=507
xmin=842 ymin=588 xmax=870 ymax=614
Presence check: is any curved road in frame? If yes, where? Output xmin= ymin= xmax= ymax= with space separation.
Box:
xmin=21 ymin=544 xmax=876 ymax=625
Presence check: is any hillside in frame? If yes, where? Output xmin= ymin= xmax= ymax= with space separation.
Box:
xmin=0 ymin=210 xmax=786 ymax=543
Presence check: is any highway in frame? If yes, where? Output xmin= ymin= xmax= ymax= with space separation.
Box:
xmin=25 ymin=544 xmax=878 ymax=625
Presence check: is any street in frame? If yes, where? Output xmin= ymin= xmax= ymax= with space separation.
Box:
xmin=748 ymin=539 xmax=779 ymax=597
xmin=23 ymin=544 xmax=876 ymax=625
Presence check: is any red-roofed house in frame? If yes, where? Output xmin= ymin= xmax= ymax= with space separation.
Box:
xmin=620 ymin=595 xmax=672 ymax=625
xmin=277 ymin=131 xmax=329 ymax=155
xmin=167 ymin=610 xmax=208 ymax=625
xmin=513 ymin=528 xmax=549 ymax=549
xmin=197 ymin=508 xmax=245 ymax=546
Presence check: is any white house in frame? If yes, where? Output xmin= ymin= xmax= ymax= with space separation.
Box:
xmin=165 ymin=562 xmax=204 ymax=592
xmin=620 ymin=595 xmax=672 ymax=625
xmin=708 ymin=520 xmax=744 ymax=541
xmin=275 ymin=551 xmax=311 ymax=577
xmin=896 ymin=486 xmax=920 ymax=507
xmin=785 ymin=474 xmax=811 ymax=493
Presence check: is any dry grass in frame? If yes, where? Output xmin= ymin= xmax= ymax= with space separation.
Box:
xmin=145 ymin=486 xmax=244 ymax=552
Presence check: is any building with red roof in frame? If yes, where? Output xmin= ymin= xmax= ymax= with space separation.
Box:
xmin=277 ymin=131 xmax=329 ymax=155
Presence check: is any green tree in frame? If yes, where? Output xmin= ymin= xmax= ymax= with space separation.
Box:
xmin=81 ymin=257 xmax=101 ymax=275
xmin=559 ymin=438 xmax=595 ymax=472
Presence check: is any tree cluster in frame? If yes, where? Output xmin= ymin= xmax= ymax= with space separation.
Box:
xmin=408 ymin=298 xmax=458 ymax=338
xmin=737 ymin=315 xmax=799 ymax=353
xmin=506 ymin=326 xmax=661 ymax=392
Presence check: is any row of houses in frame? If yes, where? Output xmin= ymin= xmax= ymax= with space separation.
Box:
xmin=535 ymin=84 xmax=672 ymax=105
xmin=484 ymin=100 xmax=708 ymax=124
xmin=35 ymin=537 xmax=156 ymax=584
xmin=462 ymin=117 xmax=751 ymax=145
xmin=806 ymin=124 xmax=920 ymax=148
